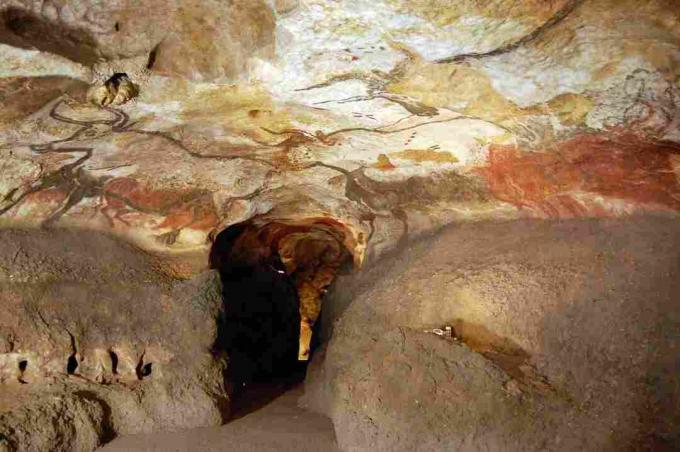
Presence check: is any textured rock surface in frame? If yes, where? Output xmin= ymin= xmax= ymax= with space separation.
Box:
xmin=0 ymin=0 xmax=679 ymax=449
xmin=0 ymin=229 xmax=228 ymax=451
xmin=0 ymin=0 xmax=677 ymax=271
xmin=0 ymin=0 xmax=275 ymax=81
xmin=0 ymin=388 xmax=108 ymax=452
xmin=150 ymin=0 xmax=275 ymax=82
xmin=304 ymin=217 xmax=680 ymax=451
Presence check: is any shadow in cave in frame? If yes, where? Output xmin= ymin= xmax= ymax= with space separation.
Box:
xmin=210 ymin=223 xmax=309 ymax=420
xmin=0 ymin=7 xmax=102 ymax=65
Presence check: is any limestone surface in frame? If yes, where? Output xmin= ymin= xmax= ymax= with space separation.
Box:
xmin=304 ymin=217 xmax=680 ymax=451
xmin=0 ymin=0 xmax=275 ymax=82
xmin=0 ymin=229 xmax=228 ymax=451
xmin=0 ymin=0 xmax=679 ymax=449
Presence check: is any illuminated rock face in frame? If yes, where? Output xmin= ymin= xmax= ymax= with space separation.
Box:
xmin=0 ymin=0 xmax=679 ymax=449
xmin=1 ymin=0 xmax=677 ymax=268
xmin=0 ymin=0 xmax=275 ymax=81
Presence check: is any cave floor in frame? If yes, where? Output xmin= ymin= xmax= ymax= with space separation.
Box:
xmin=98 ymin=384 xmax=339 ymax=452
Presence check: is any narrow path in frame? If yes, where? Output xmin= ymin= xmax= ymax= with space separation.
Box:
xmin=99 ymin=386 xmax=340 ymax=452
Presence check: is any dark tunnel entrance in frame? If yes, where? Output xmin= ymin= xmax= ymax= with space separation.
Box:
xmin=210 ymin=220 xmax=352 ymax=418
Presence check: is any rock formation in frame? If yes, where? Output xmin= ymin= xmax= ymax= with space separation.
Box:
xmin=0 ymin=0 xmax=679 ymax=449
xmin=303 ymin=217 xmax=680 ymax=450
xmin=0 ymin=229 xmax=228 ymax=451
xmin=0 ymin=0 xmax=275 ymax=81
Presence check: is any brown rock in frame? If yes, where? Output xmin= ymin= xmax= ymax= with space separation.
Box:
xmin=0 ymin=229 xmax=229 ymax=450
xmin=305 ymin=217 xmax=680 ymax=451
xmin=151 ymin=0 xmax=275 ymax=82
xmin=0 ymin=76 xmax=87 ymax=126
xmin=0 ymin=0 xmax=276 ymax=82
xmin=273 ymin=0 xmax=299 ymax=14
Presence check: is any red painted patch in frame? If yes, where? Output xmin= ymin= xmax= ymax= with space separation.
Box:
xmin=103 ymin=178 xmax=189 ymax=213
xmin=157 ymin=197 xmax=219 ymax=231
xmin=479 ymin=133 xmax=680 ymax=217
xmin=99 ymin=177 xmax=217 ymax=230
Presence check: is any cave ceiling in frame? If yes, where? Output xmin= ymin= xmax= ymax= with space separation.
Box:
xmin=0 ymin=0 xmax=678 ymax=274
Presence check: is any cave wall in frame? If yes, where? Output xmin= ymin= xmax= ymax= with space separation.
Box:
xmin=0 ymin=0 xmax=677 ymax=274
xmin=304 ymin=216 xmax=680 ymax=451
xmin=0 ymin=229 xmax=228 ymax=450
xmin=0 ymin=0 xmax=275 ymax=81
xmin=0 ymin=0 xmax=679 ymax=450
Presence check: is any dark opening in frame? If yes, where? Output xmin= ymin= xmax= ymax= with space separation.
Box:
xmin=66 ymin=354 xmax=78 ymax=375
xmin=135 ymin=355 xmax=152 ymax=380
xmin=18 ymin=359 xmax=28 ymax=384
xmin=147 ymin=44 xmax=159 ymax=70
xmin=140 ymin=363 xmax=152 ymax=378
xmin=107 ymin=73 xmax=129 ymax=89
xmin=210 ymin=220 xmax=351 ymax=418
xmin=211 ymin=223 xmax=303 ymax=388
xmin=109 ymin=350 xmax=118 ymax=374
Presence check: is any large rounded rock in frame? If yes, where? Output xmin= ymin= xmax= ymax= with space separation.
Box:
xmin=0 ymin=0 xmax=275 ymax=82
xmin=151 ymin=0 xmax=275 ymax=82
xmin=305 ymin=216 xmax=680 ymax=451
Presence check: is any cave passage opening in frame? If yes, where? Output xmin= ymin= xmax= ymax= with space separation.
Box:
xmin=209 ymin=219 xmax=352 ymax=417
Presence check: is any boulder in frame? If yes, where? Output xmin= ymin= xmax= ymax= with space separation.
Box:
xmin=0 ymin=229 xmax=229 ymax=451
xmin=0 ymin=0 xmax=275 ymax=82
xmin=305 ymin=217 xmax=680 ymax=451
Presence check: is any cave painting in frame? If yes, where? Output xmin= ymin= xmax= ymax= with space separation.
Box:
xmin=480 ymin=132 xmax=680 ymax=217
xmin=2 ymin=0 xmax=680 ymax=448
